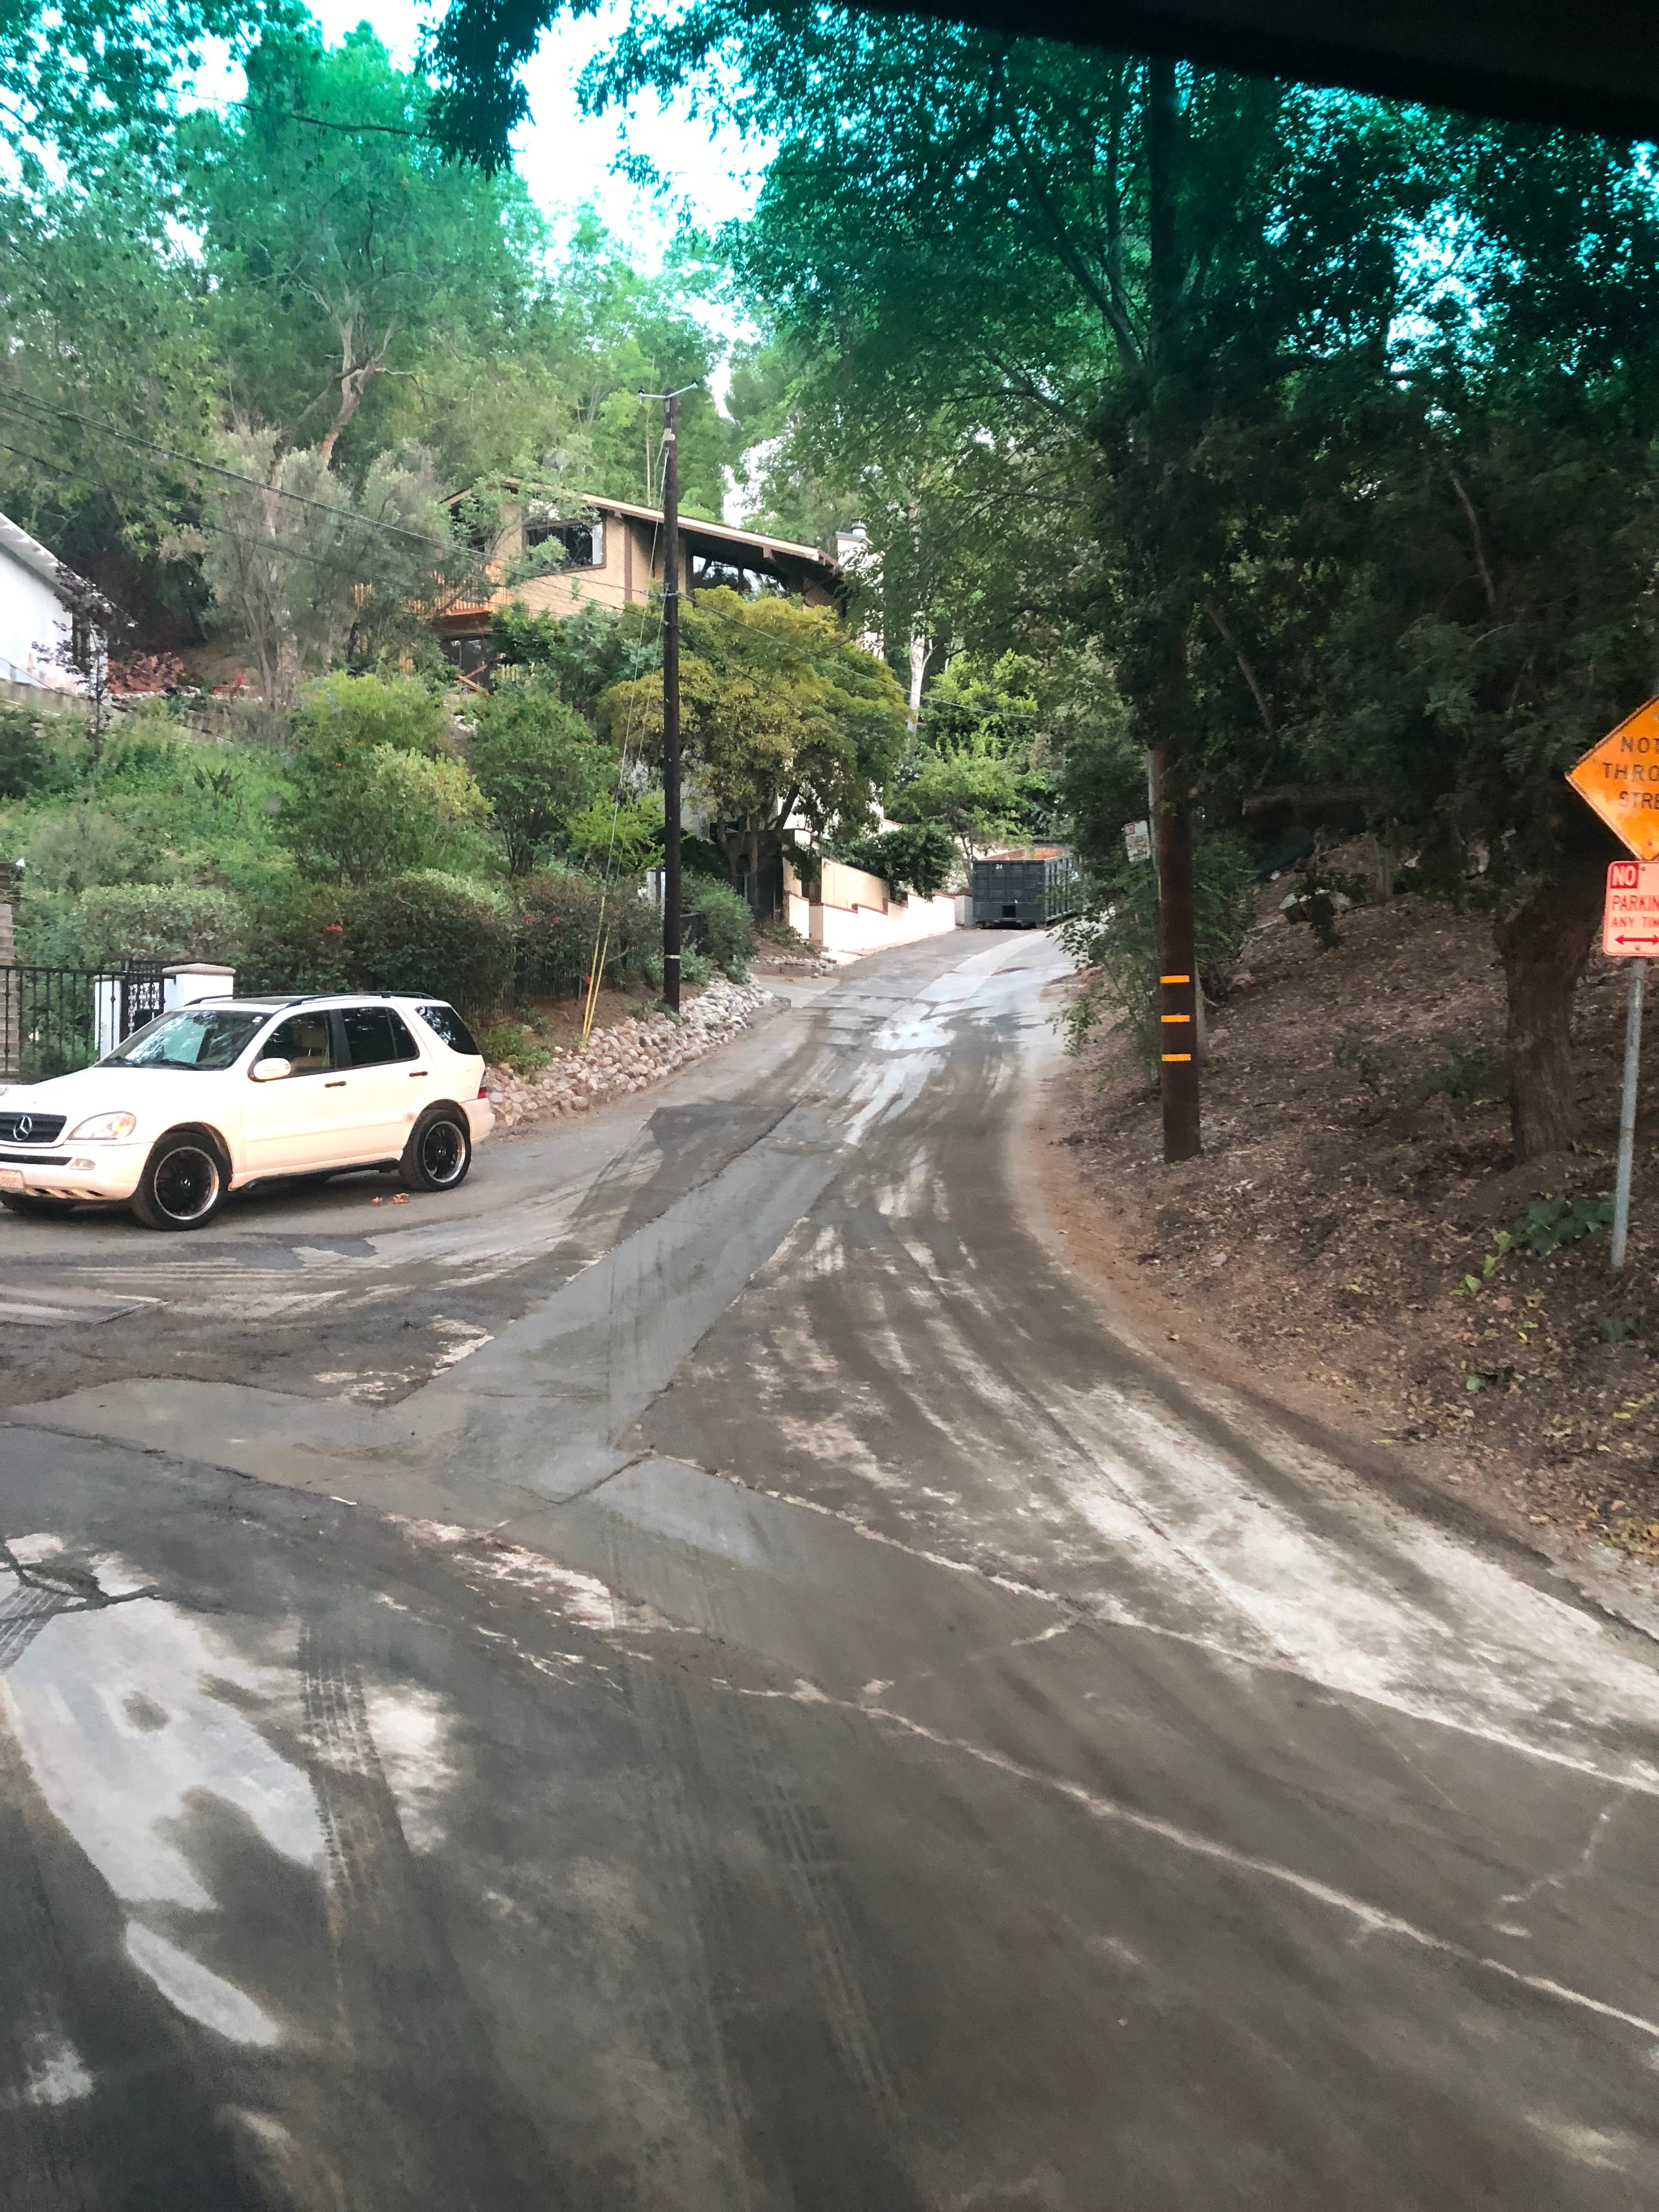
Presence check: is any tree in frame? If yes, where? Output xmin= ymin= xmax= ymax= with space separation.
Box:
xmin=597 ymin=588 xmax=909 ymax=894
xmin=0 ymin=175 xmax=220 ymax=639
xmin=889 ymin=754 xmax=1026 ymax=873
xmin=834 ymin=821 xmax=957 ymax=898
xmin=184 ymin=27 xmax=543 ymax=471
xmin=465 ymin=680 xmax=614 ymax=874
xmin=276 ymin=673 xmax=492 ymax=883
xmin=0 ymin=0 xmax=269 ymax=182
xmin=490 ymin=596 xmax=662 ymax=719
xmin=194 ymin=431 xmax=464 ymax=704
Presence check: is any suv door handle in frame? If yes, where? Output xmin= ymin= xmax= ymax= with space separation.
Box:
xmin=409 ymin=1069 xmax=428 ymax=1079
xmin=325 ymin=1079 xmax=346 ymax=1088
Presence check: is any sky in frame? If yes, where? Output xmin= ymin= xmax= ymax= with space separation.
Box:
xmin=198 ymin=0 xmax=767 ymax=268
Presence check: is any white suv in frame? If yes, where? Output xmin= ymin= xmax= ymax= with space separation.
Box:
xmin=0 ymin=993 xmax=494 ymax=1231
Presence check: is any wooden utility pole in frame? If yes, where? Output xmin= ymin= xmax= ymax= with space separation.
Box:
xmin=1153 ymin=748 xmax=1201 ymax=1162
xmin=1144 ymin=60 xmax=1201 ymax=1164
xmin=661 ymin=393 xmax=682 ymax=1014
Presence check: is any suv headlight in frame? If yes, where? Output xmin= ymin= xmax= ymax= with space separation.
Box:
xmin=67 ymin=1111 xmax=138 ymax=1141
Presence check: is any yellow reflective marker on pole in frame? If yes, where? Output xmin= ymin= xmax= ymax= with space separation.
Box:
xmin=1566 ymin=698 xmax=1659 ymax=861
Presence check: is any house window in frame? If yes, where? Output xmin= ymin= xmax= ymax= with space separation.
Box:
xmin=69 ymin=611 xmax=94 ymax=674
xmin=691 ymin=555 xmax=782 ymax=597
xmin=524 ymin=517 xmax=603 ymax=568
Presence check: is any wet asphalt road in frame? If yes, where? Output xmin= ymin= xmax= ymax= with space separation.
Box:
xmin=6 ymin=934 xmax=1659 ymax=2209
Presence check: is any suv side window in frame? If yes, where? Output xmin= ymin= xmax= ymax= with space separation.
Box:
xmin=261 ymin=1012 xmax=334 ymax=1076
xmin=416 ymin=1002 xmax=480 ymax=1057
xmin=341 ymin=1005 xmax=420 ymax=1068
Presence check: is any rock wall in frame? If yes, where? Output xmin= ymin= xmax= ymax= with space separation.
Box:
xmin=485 ymin=976 xmax=775 ymax=1135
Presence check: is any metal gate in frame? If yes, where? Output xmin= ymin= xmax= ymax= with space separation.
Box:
xmin=0 ymin=962 xmax=164 ymax=1082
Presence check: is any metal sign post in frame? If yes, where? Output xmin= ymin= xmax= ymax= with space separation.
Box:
xmin=1612 ymin=958 xmax=1646 ymax=1272
xmin=1600 ymin=858 xmax=1659 ymax=1271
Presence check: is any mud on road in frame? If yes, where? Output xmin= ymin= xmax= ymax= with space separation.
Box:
xmin=7 ymin=934 xmax=1659 ymax=2209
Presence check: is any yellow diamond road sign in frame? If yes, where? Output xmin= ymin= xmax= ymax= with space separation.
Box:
xmin=1567 ymin=698 xmax=1659 ymax=860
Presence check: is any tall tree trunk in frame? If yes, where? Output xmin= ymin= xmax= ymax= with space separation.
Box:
xmin=1494 ymin=859 xmax=1605 ymax=1160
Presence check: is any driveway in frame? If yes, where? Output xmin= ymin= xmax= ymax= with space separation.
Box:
xmin=4 ymin=932 xmax=1659 ymax=2209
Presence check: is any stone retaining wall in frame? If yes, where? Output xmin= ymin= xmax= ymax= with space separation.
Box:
xmin=485 ymin=976 xmax=775 ymax=1134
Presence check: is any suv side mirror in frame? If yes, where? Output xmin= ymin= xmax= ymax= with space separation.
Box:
xmin=251 ymin=1057 xmax=292 ymax=1082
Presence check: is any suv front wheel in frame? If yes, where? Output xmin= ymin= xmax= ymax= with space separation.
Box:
xmin=132 ymin=1130 xmax=229 ymax=1231
xmin=399 ymin=1105 xmax=472 ymax=1194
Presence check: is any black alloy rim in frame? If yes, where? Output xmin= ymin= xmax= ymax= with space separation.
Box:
xmin=420 ymin=1120 xmax=465 ymax=1185
xmin=153 ymin=1145 xmax=221 ymax=1222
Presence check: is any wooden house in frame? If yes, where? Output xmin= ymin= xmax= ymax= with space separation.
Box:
xmin=433 ymin=487 xmax=840 ymax=681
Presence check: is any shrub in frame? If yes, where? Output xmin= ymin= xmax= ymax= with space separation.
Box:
xmin=78 ymin=884 xmax=247 ymax=967
xmin=21 ymin=806 xmax=146 ymax=895
xmin=684 ymin=875 xmax=755 ymax=978
xmin=833 ymin=822 xmax=956 ymax=900
xmin=473 ymin=1017 xmax=552 ymax=1076
xmin=514 ymin=865 xmax=658 ymax=998
xmin=239 ymin=872 xmax=514 ymax=1016
xmin=0 ymin=704 xmax=53 ymax=799
xmin=465 ymin=680 xmax=613 ymax=874
xmin=291 ymin=672 xmax=446 ymax=757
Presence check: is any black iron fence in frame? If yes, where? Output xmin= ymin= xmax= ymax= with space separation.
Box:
xmin=0 ymin=962 xmax=164 ymax=1082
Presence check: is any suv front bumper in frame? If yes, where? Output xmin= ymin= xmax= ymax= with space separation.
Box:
xmin=0 ymin=1143 xmax=147 ymax=1204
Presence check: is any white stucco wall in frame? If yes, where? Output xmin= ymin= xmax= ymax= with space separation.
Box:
xmin=809 ymin=892 xmax=959 ymax=953
xmin=0 ymin=522 xmax=81 ymax=693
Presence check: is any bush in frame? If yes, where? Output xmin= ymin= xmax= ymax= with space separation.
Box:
xmin=514 ymin=865 xmax=658 ymax=998
xmin=239 ymin=872 xmax=514 ymax=1017
xmin=472 ymin=1017 xmax=552 ymax=1076
xmin=21 ymin=806 xmax=147 ymax=895
xmin=684 ymin=875 xmax=755 ymax=979
xmin=465 ymin=680 xmax=613 ymax=875
xmin=78 ymin=884 xmax=247 ymax=967
xmin=0 ymin=705 xmax=54 ymax=799
xmin=291 ymin=672 xmax=446 ymax=757
xmin=833 ymin=822 xmax=956 ymax=900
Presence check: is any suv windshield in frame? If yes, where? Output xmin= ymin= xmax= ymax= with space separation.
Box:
xmin=104 ymin=1008 xmax=270 ymax=1070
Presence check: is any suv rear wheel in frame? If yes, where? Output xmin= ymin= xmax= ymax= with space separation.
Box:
xmin=399 ymin=1105 xmax=471 ymax=1194
xmin=132 ymin=1130 xmax=228 ymax=1231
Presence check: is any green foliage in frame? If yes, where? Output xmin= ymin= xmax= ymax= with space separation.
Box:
xmin=684 ymin=876 xmax=757 ymax=979
xmin=21 ymin=807 xmax=147 ymax=895
xmin=833 ymin=822 xmax=956 ymax=900
xmin=196 ymin=432 xmax=467 ymax=702
xmin=1061 ymin=834 xmax=1257 ymax=1070
xmin=564 ymin=789 xmax=663 ymax=877
xmin=0 ymin=707 xmax=55 ymax=799
xmin=77 ymin=883 xmax=246 ymax=966
xmin=1453 ymin=1196 xmax=1615 ymax=1296
xmin=917 ymin=654 xmax=1040 ymax=761
xmin=182 ymin=27 xmax=542 ymax=476
xmin=465 ymin=681 xmax=613 ymax=874
xmin=513 ymin=865 xmax=659 ymax=999
xmin=599 ymin=589 xmax=908 ymax=875
xmin=490 ymin=599 xmax=662 ymax=719
xmin=279 ymin=675 xmax=490 ymax=884
xmin=291 ymin=674 xmax=447 ymax=758
xmin=239 ymin=872 xmax=514 ymax=1015
xmin=888 ymin=754 xmax=1025 ymax=869
xmin=472 ymin=1016 xmax=552 ymax=1076
xmin=1333 ymin=1028 xmax=1505 ymax=1110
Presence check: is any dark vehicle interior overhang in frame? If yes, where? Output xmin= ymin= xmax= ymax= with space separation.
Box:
xmin=864 ymin=0 xmax=1659 ymax=139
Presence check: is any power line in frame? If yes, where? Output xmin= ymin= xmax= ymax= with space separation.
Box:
xmin=0 ymin=430 xmax=473 ymax=595
xmin=0 ymin=391 xmax=459 ymax=551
